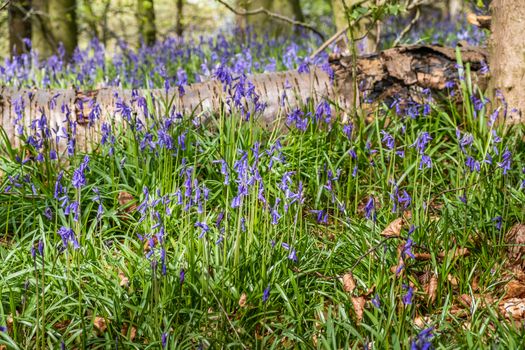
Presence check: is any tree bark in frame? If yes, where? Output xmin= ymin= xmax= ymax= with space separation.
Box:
xmin=49 ymin=0 xmax=78 ymax=59
xmin=31 ymin=0 xmax=55 ymax=59
xmin=0 ymin=45 xmax=488 ymax=152
xmin=175 ymin=0 xmax=184 ymax=37
xmin=137 ymin=0 xmax=157 ymax=46
xmin=8 ymin=0 xmax=32 ymax=56
xmin=489 ymin=0 xmax=525 ymax=123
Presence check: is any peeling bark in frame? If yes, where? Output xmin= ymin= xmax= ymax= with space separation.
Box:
xmin=0 ymin=45 xmax=488 ymax=153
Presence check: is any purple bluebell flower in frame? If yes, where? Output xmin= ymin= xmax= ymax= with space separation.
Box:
xmin=402 ymin=284 xmax=414 ymax=305
xmin=411 ymin=327 xmax=434 ymax=350
xmin=161 ymin=332 xmax=168 ymax=348
xmin=271 ymin=199 xmax=281 ymax=225
xmin=310 ymin=209 xmax=328 ymax=224
xmin=419 ymin=154 xmax=432 ymax=169
xmin=195 ymin=222 xmax=209 ymax=239
xmin=364 ymin=197 xmax=375 ymax=221
xmin=179 ymin=268 xmax=185 ymax=284
xmin=492 ymin=216 xmax=503 ymax=231
xmin=497 ymin=149 xmax=512 ymax=175
xmin=371 ymin=294 xmax=381 ymax=308
xmin=380 ymin=130 xmax=395 ymax=150
xmin=57 ymin=226 xmax=80 ymax=250
xmin=0 ymin=325 xmax=6 ymax=332
xmin=412 ymin=132 xmax=432 ymax=154
xmin=262 ymin=285 xmax=270 ymax=303
xmin=465 ymin=156 xmax=480 ymax=173
xmin=398 ymin=190 xmax=411 ymax=209
xmin=72 ymin=155 xmax=90 ymax=189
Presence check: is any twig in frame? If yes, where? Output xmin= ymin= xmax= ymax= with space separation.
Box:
xmin=216 ymin=0 xmax=325 ymax=40
xmin=392 ymin=7 xmax=420 ymax=47
xmin=309 ymin=25 xmax=349 ymax=59
xmin=0 ymin=0 xmax=10 ymax=11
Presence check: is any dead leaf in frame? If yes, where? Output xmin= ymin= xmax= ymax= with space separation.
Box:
xmin=94 ymin=316 xmax=107 ymax=333
xmin=425 ymin=274 xmax=438 ymax=304
xmin=447 ymin=274 xmax=458 ymax=286
xmin=351 ymin=296 xmax=366 ymax=322
xmin=239 ymin=293 xmax=247 ymax=308
xmin=414 ymin=315 xmax=431 ymax=328
xmin=53 ymin=319 xmax=71 ymax=331
xmin=121 ymin=323 xmax=137 ymax=341
xmin=499 ymin=298 xmax=525 ymax=320
xmin=506 ymin=224 xmax=525 ymax=267
xmin=118 ymin=191 xmax=137 ymax=212
xmin=414 ymin=253 xmax=432 ymax=260
xmin=505 ymin=280 xmax=525 ymax=299
xmin=438 ymin=247 xmax=470 ymax=260
xmin=342 ymin=272 xmax=356 ymax=293
xmin=118 ymin=270 xmax=129 ymax=287
xmin=381 ymin=218 xmax=404 ymax=238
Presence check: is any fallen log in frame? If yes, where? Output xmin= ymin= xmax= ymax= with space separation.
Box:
xmin=0 ymin=44 xmax=488 ymax=154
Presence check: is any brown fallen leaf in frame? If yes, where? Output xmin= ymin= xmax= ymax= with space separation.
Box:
xmin=505 ymin=280 xmax=525 ymax=299
xmin=351 ymin=296 xmax=366 ymax=322
xmin=53 ymin=319 xmax=71 ymax=331
xmin=438 ymin=248 xmax=470 ymax=260
xmin=118 ymin=270 xmax=129 ymax=287
xmin=499 ymin=298 xmax=525 ymax=321
xmin=342 ymin=272 xmax=356 ymax=293
xmin=447 ymin=274 xmax=458 ymax=287
xmin=506 ymin=224 xmax=525 ymax=267
xmin=414 ymin=315 xmax=432 ymax=328
xmin=381 ymin=218 xmax=404 ymax=238
xmin=425 ymin=274 xmax=438 ymax=304
xmin=118 ymin=191 xmax=137 ymax=212
xmin=239 ymin=293 xmax=247 ymax=308
xmin=414 ymin=253 xmax=432 ymax=261
xmin=94 ymin=316 xmax=107 ymax=333
xmin=121 ymin=323 xmax=137 ymax=341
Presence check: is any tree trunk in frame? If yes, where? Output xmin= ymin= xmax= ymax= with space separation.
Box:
xmin=289 ymin=0 xmax=304 ymax=22
xmin=8 ymin=0 xmax=32 ymax=56
xmin=137 ymin=0 xmax=157 ymax=46
xmin=175 ymin=0 xmax=184 ymax=37
xmin=489 ymin=0 xmax=525 ymax=123
xmin=0 ymin=45 xmax=487 ymax=153
xmin=331 ymin=0 xmax=376 ymax=54
xmin=448 ymin=0 xmax=463 ymax=18
xmin=49 ymin=0 xmax=78 ymax=59
xmin=31 ymin=0 xmax=55 ymax=59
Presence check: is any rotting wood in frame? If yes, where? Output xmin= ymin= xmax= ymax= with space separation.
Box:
xmin=0 ymin=44 xmax=488 ymax=154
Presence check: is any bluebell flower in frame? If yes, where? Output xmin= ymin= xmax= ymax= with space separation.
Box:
xmin=402 ymin=284 xmax=414 ymax=305
xmin=271 ymin=199 xmax=281 ymax=225
xmin=411 ymin=327 xmax=434 ymax=350
xmin=380 ymin=130 xmax=395 ymax=150
xmin=364 ymin=197 xmax=375 ymax=221
xmin=492 ymin=216 xmax=503 ymax=231
xmin=162 ymin=332 xmax=168 ymax=348
xmin=179 ymin=268 xmax=185 ymax=284
xmin=195 ymin=222 xmax=209 ymax=239
xmin=57 ymin=226 xmax=80 ymax=250
xmin=497 ymin=149 xmax=512 ymax=175
xmin=412 ymin=132 xmax=432 ymax=154
xmin=465 ymin=156 xmax=480 ymax=173
xmin=419 ymin=154 xmax=432 ymax=169
xmin=371 ymin=294 xmax=381 ymax=308
xmin=262 ymin=285 xmax=270 ymax=303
